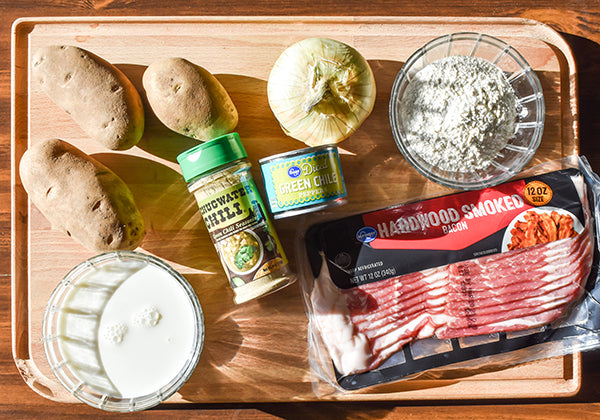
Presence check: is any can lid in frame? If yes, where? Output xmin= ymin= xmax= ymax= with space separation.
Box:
xmin=177 ymin=133 xmax=248 ymax=182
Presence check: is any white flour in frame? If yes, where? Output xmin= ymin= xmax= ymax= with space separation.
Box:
xmin=400 ymin=55 xmax=517 ymax=172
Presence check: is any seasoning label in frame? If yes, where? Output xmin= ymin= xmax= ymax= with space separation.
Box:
xmin=197 ymin=183 xmax=257 ymax=240
xmin=260 ymin=148 xmax=346 ymax=214
xmin=194 ymin=179 xmax=288 ymax=289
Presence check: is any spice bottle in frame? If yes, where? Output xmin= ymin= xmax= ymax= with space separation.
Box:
xmin=177 ymin=133 xmax=296 ymax=304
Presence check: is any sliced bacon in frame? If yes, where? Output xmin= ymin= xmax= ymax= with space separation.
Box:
xmin=310 ymin=177 xmax=593 ymax=377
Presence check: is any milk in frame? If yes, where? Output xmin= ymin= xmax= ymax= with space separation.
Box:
xmin=57 ymin=258 xmax=200 ymax=399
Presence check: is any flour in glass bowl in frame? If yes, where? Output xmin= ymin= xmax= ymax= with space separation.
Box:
xmin=400 ymin=55 xmax=517 ymax=173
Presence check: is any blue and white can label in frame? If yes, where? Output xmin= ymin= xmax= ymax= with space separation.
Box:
xmin=259 ymin=145 xmax=347 ymax=218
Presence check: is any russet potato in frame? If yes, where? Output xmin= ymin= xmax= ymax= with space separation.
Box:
xmin=32 ymin=45 xmax=145 ymax=150
xmin=142 ymin=57 xmax=238 ymax=141
xmin=19 ymin=139 xmax=146 ymax=252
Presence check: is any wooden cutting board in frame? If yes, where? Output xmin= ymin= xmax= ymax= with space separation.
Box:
xmin=11 ymin=16 xmax=581 ymax=404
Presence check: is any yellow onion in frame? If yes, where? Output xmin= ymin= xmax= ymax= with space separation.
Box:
xmin=267 ymin=38 xmax=376 ymax=146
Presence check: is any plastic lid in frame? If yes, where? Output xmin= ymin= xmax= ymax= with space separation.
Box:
xmin=177 ymin=133 xmax=248 ymax=182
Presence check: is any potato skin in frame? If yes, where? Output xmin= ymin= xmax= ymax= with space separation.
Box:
xmin=32 ymin=45 xmax=145 ymax=150
xmin=19 ymin=139 xmax=145 ymax=252
xmin=142 ymin=57 xmax=238 ymax=141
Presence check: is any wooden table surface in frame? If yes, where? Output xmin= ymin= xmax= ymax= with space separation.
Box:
xmin=4 ymin=1 xmax=600 ymax=419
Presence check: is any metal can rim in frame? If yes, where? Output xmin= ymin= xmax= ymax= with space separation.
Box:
xmin=258 ymin=144 xmax=338 ymax=165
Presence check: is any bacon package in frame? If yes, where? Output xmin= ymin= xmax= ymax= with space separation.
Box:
xmin=299 ymin=157 xmax=600 ymax=393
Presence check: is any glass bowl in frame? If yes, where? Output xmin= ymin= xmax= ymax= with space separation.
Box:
xmin=389 ymin=32 xmax=545 ymax=190
xmin=42 ymin=251 xmax=204 ymax=412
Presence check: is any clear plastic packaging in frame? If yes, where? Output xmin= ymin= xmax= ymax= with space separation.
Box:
xmin=296 ymin=155 xmax=600 ymax=395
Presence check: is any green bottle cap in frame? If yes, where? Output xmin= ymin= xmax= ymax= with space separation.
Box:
xmin=177 ymin=133 xmax=248 ymax=182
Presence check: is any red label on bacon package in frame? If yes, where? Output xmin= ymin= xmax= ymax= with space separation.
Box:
xmin=305 ymin=168 xmax=586 ymax=289
xmin=363 ymin=180 xmax=532 ymax=251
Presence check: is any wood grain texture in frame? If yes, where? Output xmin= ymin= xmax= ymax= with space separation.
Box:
xmin=3 ymin=2 xmax=600 ymax=419
xmin=11 ymin=15 xmax=584 ymax=405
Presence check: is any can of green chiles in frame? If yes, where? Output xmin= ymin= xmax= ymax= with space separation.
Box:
xmin=259 ymin=144 xmax=347 ymax=219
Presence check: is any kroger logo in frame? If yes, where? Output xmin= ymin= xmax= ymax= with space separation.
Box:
xmin=356 ymin=227 xmax=377 ymax=243
xmin=287 ymin=166 xmax=301 ymax=178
